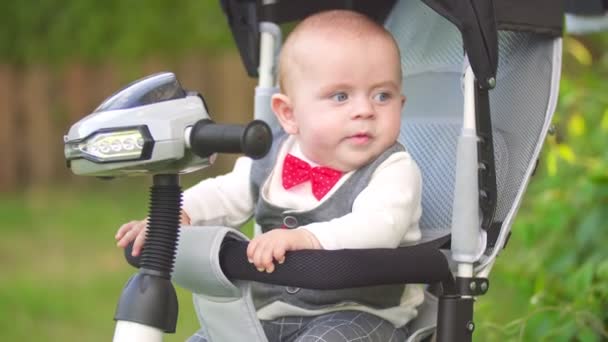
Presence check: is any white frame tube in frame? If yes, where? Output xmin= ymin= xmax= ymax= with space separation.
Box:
xmin=255 ymin=21 xmax=281 ymax=126
xmin=455 ymin=65 xmax=478 ymax=279
xmin=462 ymin=66 xmax=476 ymax=132
xmin=113 ymin=320 xmax=164 ymax=342
xmin=258 ymin=0 xmax=280 ymax=88
xmin=258 ymin=29 xmax=276 ymax=88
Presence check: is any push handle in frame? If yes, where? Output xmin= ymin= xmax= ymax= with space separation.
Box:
xmin=189 ymin=119 xmax=272 ymax=159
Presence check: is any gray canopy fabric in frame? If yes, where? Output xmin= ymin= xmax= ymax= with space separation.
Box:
xmin=221 ymin=0 xmax=564 ymax=84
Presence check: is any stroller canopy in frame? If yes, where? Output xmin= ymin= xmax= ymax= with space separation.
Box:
xmin=221 ymin=0 xmax=564 ymax=88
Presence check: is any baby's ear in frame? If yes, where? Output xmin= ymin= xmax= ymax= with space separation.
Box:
xmin=271 ymin=93 xmax=298 ymax=134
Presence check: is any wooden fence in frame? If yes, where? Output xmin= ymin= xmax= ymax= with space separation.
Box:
xmin=0 ymin=54 xmax=258 ymax=192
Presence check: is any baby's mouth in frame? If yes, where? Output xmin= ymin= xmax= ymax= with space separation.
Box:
xmin=348 ymin=132 xmax=371 ymax=144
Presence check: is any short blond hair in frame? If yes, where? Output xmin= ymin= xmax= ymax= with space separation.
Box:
xmin=277 ymin=10 xmax=402 ymax=94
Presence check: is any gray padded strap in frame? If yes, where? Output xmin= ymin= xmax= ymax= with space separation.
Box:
xmin=173 ymin=226 xmax=268 ymax=342
xmin=191 ymin=282 xmax=268 ymax=342
xmin=173 ymin=226 xmax=248 ymax=297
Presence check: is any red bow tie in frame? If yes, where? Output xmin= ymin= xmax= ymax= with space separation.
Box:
xmin=282 ymin=154 xmax=343 ymax=200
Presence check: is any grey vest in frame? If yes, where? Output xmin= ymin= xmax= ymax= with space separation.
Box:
xmin=250 ymin=133 xmax=407 ymax=311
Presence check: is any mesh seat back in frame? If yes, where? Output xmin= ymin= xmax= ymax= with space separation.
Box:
xmin=386 ymin=0 xmax=560 ymax=247
xmin=387 ymin=0 xmax=464 ymax=241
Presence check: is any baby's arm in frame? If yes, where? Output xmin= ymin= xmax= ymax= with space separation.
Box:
xmin=301 ymin=152 xmax=422 ymax=250
xmin=246 ymin=228 xmax=321 ymax=273
xmin=182 ymin=156 xmax=255 ymax=227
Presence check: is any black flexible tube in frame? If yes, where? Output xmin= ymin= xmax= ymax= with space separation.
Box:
xmin=139 ymin=174 xmax=182 ymax=277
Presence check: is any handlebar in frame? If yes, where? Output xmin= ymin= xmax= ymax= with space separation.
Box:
xmin=189 ymin=119 xmax=272 ymax=159
xmin=125 ymin=239 xmax=454 ymax=290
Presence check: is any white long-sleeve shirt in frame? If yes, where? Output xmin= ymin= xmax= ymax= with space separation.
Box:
xmin=183 ymin=135 xmax=422 ymax=249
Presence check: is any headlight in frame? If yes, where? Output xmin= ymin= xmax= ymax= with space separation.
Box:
xmin=65 ymin=126 xmax=154 ymax=163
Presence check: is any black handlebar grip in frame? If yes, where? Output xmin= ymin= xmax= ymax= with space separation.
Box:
xmin=190 ymin=119 xmax=272 ymax=159
xmin=241 ymin=120 xmax=273 ymax=159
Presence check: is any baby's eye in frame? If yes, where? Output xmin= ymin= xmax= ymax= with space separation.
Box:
xmin=331 ymin=92 xmax=348 ymax=102
xmin=373 ymin=92 xmax=392 ymax=102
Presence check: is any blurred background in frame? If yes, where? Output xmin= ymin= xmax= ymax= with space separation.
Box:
xmin=0 ymin=1 xmax=606 ymax=341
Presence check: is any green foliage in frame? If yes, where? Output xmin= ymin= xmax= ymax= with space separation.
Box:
xmin=0 ymin=0 xmax=234 ymax=65
xmin=481 ymin=34 xmax=608 ymax=340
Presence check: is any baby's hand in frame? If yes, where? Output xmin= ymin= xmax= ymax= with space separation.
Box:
xmin=115 ymin=219 xmax=148 ymax=256
xmin=115 ymin=211 xmax=191 ymax=257
xmin=246 ymin=229 xmax=321 ymax=273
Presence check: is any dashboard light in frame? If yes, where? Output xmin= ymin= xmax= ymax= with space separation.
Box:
xmin=65 ymin=126 xmax=153 ymax=163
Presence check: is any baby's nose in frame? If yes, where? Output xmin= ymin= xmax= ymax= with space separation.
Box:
xmin=351 ymin=99 xmax=375 ymax=119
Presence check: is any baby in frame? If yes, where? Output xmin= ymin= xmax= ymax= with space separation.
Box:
xmin=116 ymin=9 xmax=423 ymax=341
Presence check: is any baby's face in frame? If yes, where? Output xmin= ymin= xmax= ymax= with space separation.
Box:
xmin=286 ymin=35 xmax=404 ymax=171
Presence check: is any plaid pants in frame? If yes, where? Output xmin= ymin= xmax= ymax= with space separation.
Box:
xmin=186 ymin=311 xmax=410 ymax=342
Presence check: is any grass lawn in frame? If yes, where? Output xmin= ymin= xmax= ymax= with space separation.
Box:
xmin=1 ymin=179 xmax=530 ymax=341
xmin=1 ymin=180 xmax=201 ymax=341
